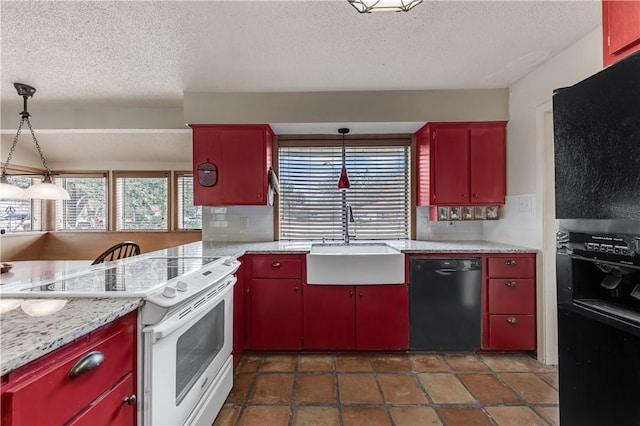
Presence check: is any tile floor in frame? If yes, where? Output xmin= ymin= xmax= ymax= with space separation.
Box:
xmin=213 ymin=352 xmax=559 ymax=426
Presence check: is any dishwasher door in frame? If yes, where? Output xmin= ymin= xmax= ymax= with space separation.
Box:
xmin=409 ymin=258 xmax=482 ymax=350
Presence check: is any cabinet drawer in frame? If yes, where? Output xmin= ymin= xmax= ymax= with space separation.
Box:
xmin=68 ymin=373 xmax=135 ymax=426
xmin=3 ymin=323 xmax=134 ymax=425
xmin=489 ymin=314 xmax=535 ymax=350
xmin=251 ymin=256 xmax=302 ymax=279
xmin=488 ymin=279 xmax=535 ymax=314
xmin=487 ymin=256 xmax=534 ymax=278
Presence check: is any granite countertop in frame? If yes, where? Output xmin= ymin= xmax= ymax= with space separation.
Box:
xmin=0 ymin=239 xmax=534 ymax=376
xmin=0 ymin=297 xmax=142 ymax=376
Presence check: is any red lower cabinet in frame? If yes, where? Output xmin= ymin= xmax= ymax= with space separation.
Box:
xmin=303 ymin=284 xmax=409 ymax=351
xmin=233 ymin=260 xmax=246 ymax=368
xmin=1 ymin=312 xmax=137 ymax=426
xmin=484 ymin=254 xmax=536 ymax=351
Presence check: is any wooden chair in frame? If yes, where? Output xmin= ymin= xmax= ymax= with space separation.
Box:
xmin=92 ymin=241 xmax=141 ymax=265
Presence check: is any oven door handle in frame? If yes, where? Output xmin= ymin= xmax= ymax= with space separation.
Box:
xmin=142 ymin=275 xmax=236 ymax=342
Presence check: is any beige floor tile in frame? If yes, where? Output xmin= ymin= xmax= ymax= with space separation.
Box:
xmin=389 ymin=406 xmax=443 ymax=426
xmin=342 ymin=406 xmax=392 ymax=426
xmin=237 ymin=353 xmax=262 ymax=372
xmin=458 ymin=373 xmax=520 ymax=404
xmin=292 ymin=406 xmax=340 ymax=426
xmin=371 ymin=355 xmax=412 ymax=372
xmin=335 ymin=354 xmax=372 ymax=371
xmin=298 ymin=354 xmax=334 ymax=372
xmin=260 ymin=354 xmax=298 ymax=372
xmin=480 ymin=354 xmax=531 ymax=372
xmin=437 ymin=407 xmax=494 ymax=426
xmin=485 ymin=406 xmax=548 ymax=426
xmin=444 ymin=353 xmax=487 ymax=372
xmin=248 ymin=373 xmax=294 ymax=404
xmin=535 ymin=406 xmax=560 ymax=426
xmin=227 ymin=373 xmax=255 ymax=404
xmin=538 ymin=372 xmax=559 ymax=390
xmin=417 ymin=373 xmax=476 ymax=404
xmin=295 ymin=373 xmax=336 ymax=404
xmin=377 ymin=373 xmax=428 ymax=404
xmin=238 ymin=406 xmax=290 ymax=426
xmin=500 ymin=372 xmax=559 ymax=404
xmin=338 ymin=372 xmax=383 ymax=404
xmin=408 ymin=353 xmax=449 ymax=372
xmin=213 ymin=405 xmax=241 ymax=426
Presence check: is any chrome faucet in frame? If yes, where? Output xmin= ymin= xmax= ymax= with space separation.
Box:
xmin=344 ymin=203 xmax=354 ymax=243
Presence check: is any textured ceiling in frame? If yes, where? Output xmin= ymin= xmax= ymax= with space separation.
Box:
xmin=1 ymin=0 xmax=601 ymax=105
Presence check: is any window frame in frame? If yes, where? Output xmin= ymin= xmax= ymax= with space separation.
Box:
xmin=54 ymin=171 xmax=109 ymax=231
xmin=275 ymin=134 xmax=415 ymax=241
xmin=173 ymin=171 xmax=202 ymax=231
xmin=111 ymin=170 xmax=172 ymax=231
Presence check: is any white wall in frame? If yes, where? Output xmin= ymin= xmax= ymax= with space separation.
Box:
xmin=484 ymin=27 xmax=603 ymax=364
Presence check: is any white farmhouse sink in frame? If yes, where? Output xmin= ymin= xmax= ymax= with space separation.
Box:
xmin=306 ymin=243 xmax=405 ymax=285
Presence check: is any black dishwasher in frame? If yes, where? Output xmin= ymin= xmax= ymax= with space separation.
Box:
xmin=409 ymin=258 xmax=482 ymax=350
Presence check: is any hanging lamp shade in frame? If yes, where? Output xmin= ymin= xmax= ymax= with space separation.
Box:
xmin=0 ymin=83 xmax=70 ymax=201
xmin=348 ymin=0 xmax=423 ymax=13
xmin=338 ymin=128 xmax=351 ymax=190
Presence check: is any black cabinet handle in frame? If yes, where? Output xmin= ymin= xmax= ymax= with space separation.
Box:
xmin=122 ymin=395 xmax=137 ymax=406
xmin=505 ymin=260 xmax=517 ymax=266
xmin=359 ymin=292 xmax=363 ymax=298
xmin=506 ymin=317 xmax=518 ymax=324
xmin=68 ymin=351 xmax=104 ymax=378
xmin=505 ymin=281 xmax=518 ymax=287
xmin=349 ymin=291 xmax=353 ymax=297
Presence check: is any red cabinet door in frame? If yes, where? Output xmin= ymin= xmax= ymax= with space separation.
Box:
xmin=355 ymin=285 xmax=409 ymax=350
xmin=603 ymin=0 xmax=640 ymax=66
xmin=489 ymin=315 xmax=535 ymax=350
xmin=220 ymin=128 xmax=267 ymax=205
xmin=233 ymin=262 xmax=245 ymax=368
xmin=68 ymin=373 xmax=135 ymax=426
xmin=193 ymin=128 xmax=224 ymax=205
xmin=469 ymin=124 xmax=506 ymax=204
xmin=488 ymin=279 xmax=535 ymax=314
xmin=249 ymin=278 xmax=302 ymax=350
xmin=432 ymin=127 xmax=470 ymax=205
xmin=303 ymin=285 xmax=356 ymax=350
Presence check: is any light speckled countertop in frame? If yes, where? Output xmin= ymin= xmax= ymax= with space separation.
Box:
xmin=0 ymin=297 xmax=142 ymax=376
xmin=0 ymin=239 xmax=534 ymax=376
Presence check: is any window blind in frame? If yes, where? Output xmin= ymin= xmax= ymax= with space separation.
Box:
xmin=0 ymin=176 xmax=42 ymax=232
xmin=176 ymin=173 xmax=201 ymax=230
xmin=279 ymin=145 xmax=410 ymax=240
xmin=55 ymin=175 xmax=107 ymax=230
xmin=115 ymin=175 xmax=168 ymax=230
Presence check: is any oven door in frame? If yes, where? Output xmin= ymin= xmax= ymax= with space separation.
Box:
xmin=142 ymin=276 xmax=235 ymax=426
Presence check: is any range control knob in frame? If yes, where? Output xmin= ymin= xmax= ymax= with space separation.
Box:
xmin=176 ymin=280 xmax=189 ymax=292
xmin=223 ymin=257 xmax=235 ymax=266
xmin=162 ymin=285 xmax=177 ymax=298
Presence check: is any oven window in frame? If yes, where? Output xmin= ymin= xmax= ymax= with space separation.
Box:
xmin=175 ymin=301 xmax=224 ymax=405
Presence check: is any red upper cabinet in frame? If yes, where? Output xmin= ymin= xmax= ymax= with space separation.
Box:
xmin=415 ymin=122 xmax=506 ymax=206
xmin=603 ymin=0 xmax=640 ymax=67
xmin=190 ymin=124 xmax=274 ymax=206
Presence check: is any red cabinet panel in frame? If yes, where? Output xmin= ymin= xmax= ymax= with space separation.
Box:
xmin=2 ymin=312 xmax=137 ymax=426
xmin=489 ymin=315 xmax=535 ymax=350
xmin=249 ymin=278 xmax=303 ymax=350
xmin=432 ymin=127 xmax=470 ymax=205
xmin=303 ymin=285 xmax=356 ymax=350
xmin=356 ymin=285 xmax=409 ymax=350
xmin=251 ymin=256 xmax=302 ymax=279
xmin=415 ymin=122 xmax=506 ymax=206
xmin=470 ymin=125 xmax=506 ymax=204
xmin=488 ymin=279 xmax=535 ymax=314
xmin=233 ymin=260 xmax=246 ymax=368
xmin=603 ymin=0 xmax=640 ymax=66
xmin=68 ymin=373 xmax=135 ymax=426
xmin=191 ymin=124 xmax=273 ymax=206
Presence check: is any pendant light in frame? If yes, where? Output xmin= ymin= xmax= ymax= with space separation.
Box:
xmin=348 ymin=0 xmax=423 ymax=13
xmin=0 ymin=83 xmax=70 ymax=201
xmin=337 ymin=128 xmax=351 ymax=190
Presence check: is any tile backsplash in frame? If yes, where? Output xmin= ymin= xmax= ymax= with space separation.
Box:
xmin=415 ymin=206 xmax=484 ymax=241
xmin=201 ymin=206 xmax=274 ymax=242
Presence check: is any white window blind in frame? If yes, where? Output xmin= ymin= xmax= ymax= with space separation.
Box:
xmin=176 ymin=173 xmax=201 ymax=230
xmin=115 ymin=174 xmax=168 ymax=230
xmin=55 ymin=175 xmax=107 ymax=230
xmin=0 ymin=176 xmax=42 ymax=232
xmin=279 ymin=144 xmax=410 ymax=240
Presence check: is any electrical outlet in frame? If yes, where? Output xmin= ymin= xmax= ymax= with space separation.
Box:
xmin=447 ymin=221 xmax=455 ymax=228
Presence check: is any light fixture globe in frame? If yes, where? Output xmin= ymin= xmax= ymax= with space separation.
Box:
xmin=348 ymin=0 xmax=423 ymax=13
xmin=0 ymin=176 xmax=26 ymax=199
xmin=24 ymin=174 xmax=70 ymax=200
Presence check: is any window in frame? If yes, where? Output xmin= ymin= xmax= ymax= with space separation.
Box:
xmin=55 ymin=174 xmax=107 ymax=230
xmin=114 ymin=172 xmax=169 ymax=230
xmin=0 ymin=176 xmax=42 ymax=233
xmin=279 ymin=142 xmax=410 ymax=240
xmin=176 ymin=173 xmax=201 ymax=230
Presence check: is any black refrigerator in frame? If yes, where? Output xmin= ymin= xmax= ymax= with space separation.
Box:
xmin=553 ymin=50 xmax=640 ymax=426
